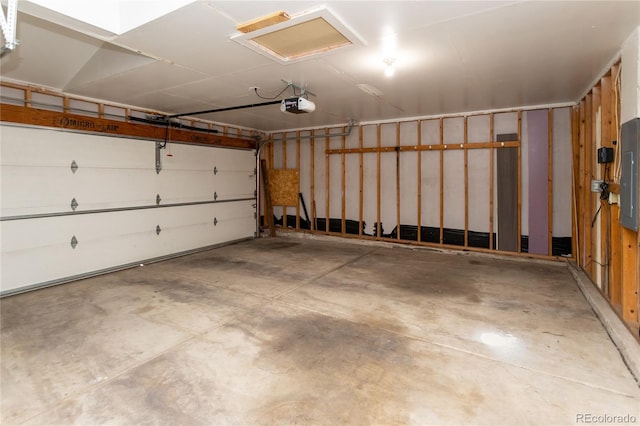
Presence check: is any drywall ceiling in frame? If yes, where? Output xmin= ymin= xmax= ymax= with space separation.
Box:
xmin=1 ymin=1 xmax=639 ymax=132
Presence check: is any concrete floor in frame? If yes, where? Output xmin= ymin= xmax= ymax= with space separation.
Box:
xmin=1 ymin=236 xmax=639 ymax=425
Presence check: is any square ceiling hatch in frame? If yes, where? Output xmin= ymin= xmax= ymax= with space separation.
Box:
xmin=231 ymin=6 xmax=366 ymax=64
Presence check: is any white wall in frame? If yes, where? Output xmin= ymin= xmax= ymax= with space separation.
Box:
xmin=621 ymin=26 xmax=640 ymax=123
xmin=0 ymin=124 xmax=256 ymax=295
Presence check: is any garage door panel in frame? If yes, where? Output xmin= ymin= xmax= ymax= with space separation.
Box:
xmin=1 ymin=124 xmax=257 ymax=295
xmin=155 ymin=169 xmax=216 ymax=204
xmin=213 ymin=171 xmax=255 ymax=200
xmin=1 ymin=126 xmax=153 ymax=169
xmin=1 ymin=201 xmax=256 ymax=293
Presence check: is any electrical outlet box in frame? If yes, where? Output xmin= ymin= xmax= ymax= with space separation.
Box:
xmin=597 ymin=147 xmax=614 ymax=163
xmin=620 ymin=118 xmax=638 ymax=231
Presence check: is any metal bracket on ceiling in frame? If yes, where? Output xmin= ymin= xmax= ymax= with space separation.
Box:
xmin=155 ymin=141 xmax=163 ymax=174
xmin=0 ymin=0 xmax=19 ymax=59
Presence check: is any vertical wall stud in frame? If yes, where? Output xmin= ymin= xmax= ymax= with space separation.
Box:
xmin=571 ymin=106 xmax=581 ymax=263
xmin=296 ymin=131 xmax=301 ymax=230
xmin=341 ymin=128 xmax=346 ymax=235
xmin=325 ymin=128 xmax=330 ymax=233
xmin=310 ymin=129 xmax=316 ymax=231
xmin=489 ymin=113 xmax=495 ymax=250
xmin=464 ymin=116 xmax=469 ymax=247
xmin=517 ymin=111 xmax=522 ymax=253
xmin=585 ymin=93 xmax=593 ymax=276
xmin=548 ymin=108 xmax=554 ymax=256
xmin=377 ymin=124 xmax=382 ymax=238
xmin=396 ymin=122 xmax=401 ymax=241
xmin=439 ymin=118 xmax=444 ymax=244
xmin=282 ymin=133 xmax=288 ymax=229
xmin=359 ymin=126 xmax=364 ymax=237
xmin=417 ymin=121 xmax=422 ymax=242
xmin=578 ymin=100 xmax=586 ymax=267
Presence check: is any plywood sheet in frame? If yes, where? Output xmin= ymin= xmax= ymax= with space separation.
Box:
xmin=269 ymin=169 xmax=299 ymax=206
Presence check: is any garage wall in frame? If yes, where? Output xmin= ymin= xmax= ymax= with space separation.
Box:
xmin=263 ymin=106 xmax=573 ymax=257
xmin=1 ymin=124 xmax=256 ymax=295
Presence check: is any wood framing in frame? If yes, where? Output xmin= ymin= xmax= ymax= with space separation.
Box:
xmin=439 ymin=117 xmax=444 ymax=244
xmin=548 ymin=108 xmax=554 ymax=256
xmin=296 ymin=131 xmax=301 ymax=230
xmin=377 ymin=124 xmax=382 ymax=238
xmin=417 ymin=121 xmax=422 ymax=242
xmin=489 ymin=114 xmax=495 ymax=250
xmin=341 ymin=129 xmax=346 ymax=235
xmin=396 ymin=123 xmax=401 ymax=241
xmin=310 ymin=130 xmax=316 ymax=231
xmin=0 ymin=104 xmax=256 ymax=150
xmin=359 ymin=126 xmax=364 ymax=237
xmin=464 ymin=117 xmax=469 ymax=247
xmin=517 ymin=111 xmax=522 ymax=253
xmin=325 ymin=128 xmax=330 ymax=233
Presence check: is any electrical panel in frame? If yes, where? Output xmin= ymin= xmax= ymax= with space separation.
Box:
xmin=620 ymin=118 xmax=638 ymax=231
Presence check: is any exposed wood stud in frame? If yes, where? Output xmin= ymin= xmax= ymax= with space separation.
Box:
xmin=310 ymin=129 xmax=316 ymax=232
xmin=396 ymin=122 xmax=401 ymax=241
xmin=578 ymin=100 xmax=586 ymax=267
xmin=296 ymin=131 xmax=301 ymax=230
xmin=585 ymin=93 xmax=593 ymax=276
xmin=377 ymin=124 xmax=382 ymax=238
xmin=464 ymin=116 xmax=469 ymax=247
xmin=417 ymin=121 xmax=422 ymax=242
xmin=439 ymin=117 xmax=444 ymax=244
xmin=548 ymin=108 xmax=554 ymax=256
xmin=489 ymin=113 xmax=495 ymax=250
xmin=571 ymin=106 xmax=581 ymax=263
xmin=282 ymin=133 xmax=288 ymax=229
xmin=325 ymin=140 xmax=519 ymax=154
xmin=359 ymin=126 xmax=364 ymax=237
xmin=341 ymin=128 xmax=346 ymax=235
xmin=325 ymin=128 xmax=330 ymax=233
xmin=517 ymin=111 xmax=522 ymax=253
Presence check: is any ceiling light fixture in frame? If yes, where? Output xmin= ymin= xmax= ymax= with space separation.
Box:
xmin=383 ymin=58 xmax=396 ymax=77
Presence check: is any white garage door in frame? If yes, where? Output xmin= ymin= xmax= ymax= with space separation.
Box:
xmin=0 ymin=124 xmax=256 ymax=295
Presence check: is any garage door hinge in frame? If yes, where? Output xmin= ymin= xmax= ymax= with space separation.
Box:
xmin=213 ymin=166 xmax=218 ymax=175
xmin=156 ymin=194 xmax=162 ymax=205
xmin=156 ymin=225 xmax=161 ymax=235
xmin=70 ymin=198 xmax=78 ymax=211
xmin=214 ymin=192 xmax=218 ymax=200
xmin=70 ymin=160 xmax=78 ymax=173
xmin=213 ymin=217 xmax=218 ymax=226
xmin=70 ymin=235 xmax=78 ymax=249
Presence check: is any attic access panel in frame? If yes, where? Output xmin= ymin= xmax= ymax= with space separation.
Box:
xmin=231 ymin=6 xmax=365 ymax=64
